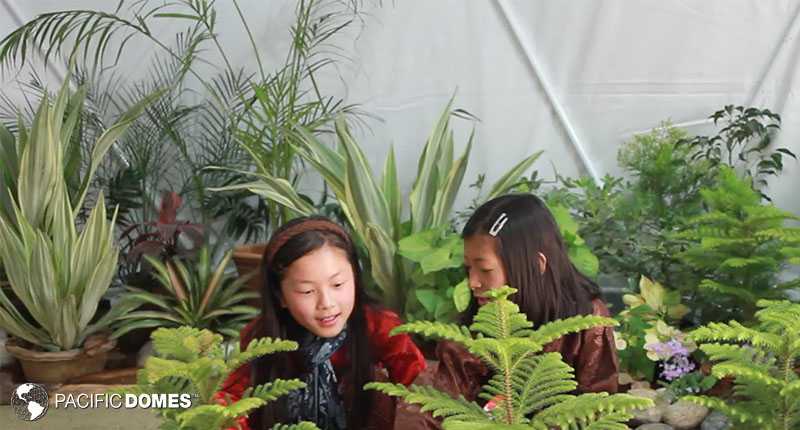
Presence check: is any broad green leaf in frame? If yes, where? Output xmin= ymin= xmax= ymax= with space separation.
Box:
xmin=549 ymin=204 xmax=579 ymax=236
xmin=398 ymin=230 xmax=439 ymax=263
xmin=421 ymin=247 xmax=458 ymax=274
xmin=453 ymin=279 xmax=472 ymax=312
xmin=415 ymin=289 xmax=441 ymax=315
xmin=568 ymin=246 xmax=599 ymax=280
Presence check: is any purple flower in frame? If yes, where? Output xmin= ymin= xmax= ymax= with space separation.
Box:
xmin=661 ymin=353 xmax=695 ymax=381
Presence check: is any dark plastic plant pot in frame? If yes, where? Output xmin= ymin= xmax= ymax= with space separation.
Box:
xmin=5 ymin=335 xmax=116 ymax=384
xmin=232 ymin=243 xmax=266 ymax=308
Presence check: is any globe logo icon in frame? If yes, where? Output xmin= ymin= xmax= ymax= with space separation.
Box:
xmin=10 ymin=383 xmax=49 ymax=421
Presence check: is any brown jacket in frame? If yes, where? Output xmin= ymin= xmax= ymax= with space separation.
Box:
xmin=399 ymin=299 xmax=619 ymax=429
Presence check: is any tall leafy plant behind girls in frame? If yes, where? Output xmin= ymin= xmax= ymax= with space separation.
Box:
xmin=216 ymin=216 xmax=426 ymax=430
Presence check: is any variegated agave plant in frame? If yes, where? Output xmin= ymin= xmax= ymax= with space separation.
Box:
xmin=0 ymin=77 xmax=157 ymax=351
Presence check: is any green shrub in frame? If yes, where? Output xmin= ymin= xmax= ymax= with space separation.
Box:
xmin=366 ymin=286 xmax=652 ymax=429
xmin=676 ymin=166 xmax=800 ymax=323
xmin=121 ymin=326 xmax=318 ymax=430
xmin=685 ymin=300 xmax=800 ymax=430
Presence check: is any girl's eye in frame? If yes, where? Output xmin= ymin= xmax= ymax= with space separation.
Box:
xmin=333 ymin=282 xmax=344 ymax=288
xmin=481 ymin=268 xmax=494 ymax=274
xmin=299 ymin=290 xmax=313 ymax=295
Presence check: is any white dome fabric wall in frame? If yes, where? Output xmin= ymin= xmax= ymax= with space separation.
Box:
xmin=2 ymin=0 xmax=799 ymax=214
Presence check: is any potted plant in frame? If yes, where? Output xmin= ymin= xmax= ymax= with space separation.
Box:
xmin=0 ymin=77 xmax=156 ymax=383
xmin=113 ymin=245 xmax=260 ymax=340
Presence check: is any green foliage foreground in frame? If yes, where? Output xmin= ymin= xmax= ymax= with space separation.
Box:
xmin=366 ymin=287 xmax=652 ymax=430
xmin=685 ymin=300 xmax=800 ymax=430
xmin=122 ymin=327 xmax=318 ymax=430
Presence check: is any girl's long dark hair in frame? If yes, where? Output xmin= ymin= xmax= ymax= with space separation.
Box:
xmin=249 ymin=216 xmax=373 ymax=429
xmin=462 ymin=194 xmax=601 ymax=327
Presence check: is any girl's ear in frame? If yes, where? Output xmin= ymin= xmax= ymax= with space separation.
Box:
xmin=538 ymin=252 xmax=547 ymax=274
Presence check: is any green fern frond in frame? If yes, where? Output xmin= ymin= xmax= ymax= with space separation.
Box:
xmin=700 ymin=237 xmax=758 ymax=249
xmin=756 ymin=300 xmax=800 ymax=327
xmin=531 ymin=393 xmax=651 ymax=429
xmin=719 ymin=256 xmax=778 ymax=270
xmin=470 ymin=300 xmax=533 ymax=340
xmin=756 ymin=227 xmax=800 ymax=241
xmin=697 ymin=280 xmax=759 ymax=303
xmin=364 ymin=382 xmax=486 ymax=422
xmin=583 ymin=412 xmax=636 ymax=430
xmin=225 ymin=397 xmax=267 ymax=419
xmin=144 ymin=357 xmax=192 ymax=384
xmin=779 ymin=247 xmax=800 ymax=259
xmin=227 ymin=337 xmax=299 ymax=371
xmin=710 ymin=362 xmax=784 ymax=387
xmin=246 ymin=379 xmax=307 ymax=403
xmin=781 ymin=380 xmax=800 ymax=398
xmin=691 ymin=320 xmax=782 ymax=351
xmin=176 ymin=404 xmax=231 ymax=430
xmin=466 ymin=337 xmax=543 ymax=373
xmin=685 ymin=211 xmax=741 ymax=227
xmin=511 ymin=353 xmax=577 ymax=415
xmin=529 ymin=315 xmax=617 ymax=346
xmin=441 ymin=422 xmax=532 ymax=430
xmin=151 ymin=326 xmax=224 ymax=362
xmin=743 ymin=205 xmax=798 ymax=225
xmin=755 ymin=311 xmax=800 ymax=336
xmin=699 ymin=344 xmax=767 ymax=369
xmin=689 ymin=300 xmax=800 ymax=430
xmin=390 ymin=321 xmax=473 ymax=345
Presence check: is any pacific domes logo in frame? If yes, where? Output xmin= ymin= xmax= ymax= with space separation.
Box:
xmin=11 ymin=383 xmax=49 ymax=421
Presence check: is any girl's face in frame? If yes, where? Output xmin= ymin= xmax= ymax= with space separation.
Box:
xmin=463 ymin=234 xmax=508 ymax=306
xmin=279 ymin=243 xmax=356 ymax=338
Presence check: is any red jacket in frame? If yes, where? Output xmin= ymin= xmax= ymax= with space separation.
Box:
xmin=215 ymin=306 xmax=426 ymax=430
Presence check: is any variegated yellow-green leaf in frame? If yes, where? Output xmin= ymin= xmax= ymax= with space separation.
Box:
xmin=0 ymin=77 xmax=152 ymax=351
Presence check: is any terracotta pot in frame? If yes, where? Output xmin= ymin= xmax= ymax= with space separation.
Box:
xmin=5 ymin=335 xmax=116 ymax=384
xmin=232 ymin=243 xmax=266 ymax=307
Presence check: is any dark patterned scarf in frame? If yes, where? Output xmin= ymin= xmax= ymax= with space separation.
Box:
xmin=286 ymin=328 xmax=348 ymax=430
